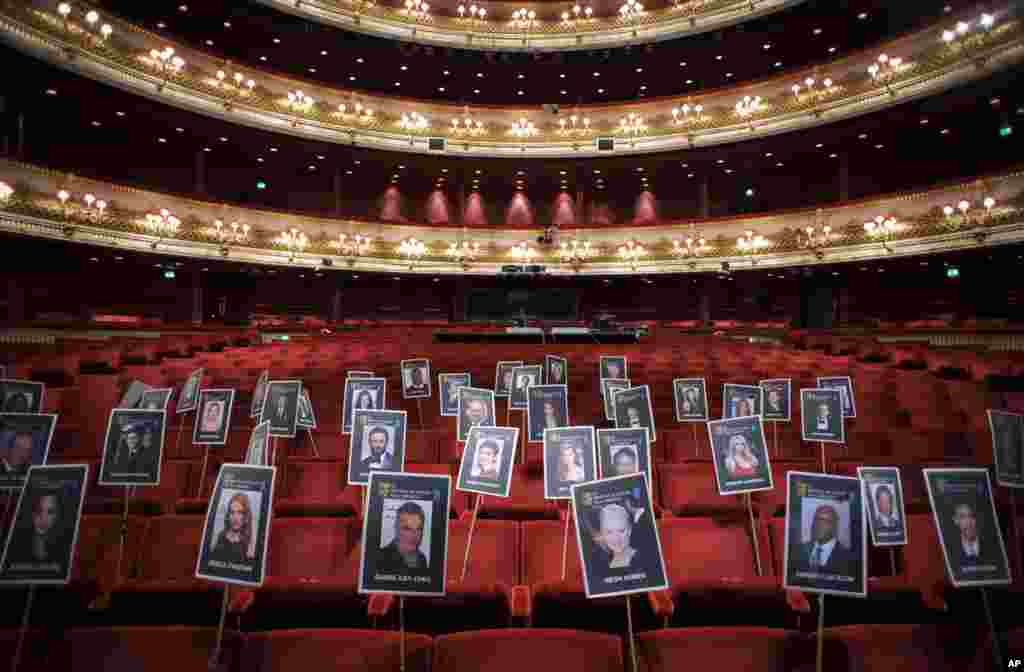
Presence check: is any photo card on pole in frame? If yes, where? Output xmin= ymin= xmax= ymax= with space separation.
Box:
xmin=456 ymin=425 xmax=519 ymax=498
xmin=707 ymin=415 xmax=774 ymax=496
xmin=246 ymin=421 xmax=271 ymax=467
xmin=195 ymin=463 xmax=276 ymax=587
xmin=858 ymin=467 xmax=908 ymax=547
xmin=571 ymin=472 xmax=668 ymax=599
xmin=342 ymin=377 xmax=387 ymax=434
xmin=0 ymin=413 xmax=57 ymax=491
xmin=457 ymin=387 xmax=496 ymax=443
xmin=139 ymin=388 xmax=173 ymax=411
xmin=358 ymin=471 xmax=451 ymax=597
xmin=510 ymin=365 xmax=543 ymax=411
xmin=193 ymin=389 xmax=236 ymax=446
xmin=526 ymin=384 xmax=570 ymax=443
xmin=673 ymin=378 xmax=708 ymax=422
xmin=601 ymin=378 xmax=630 ymax=422
xmin=119 ymin=381 xmax=149 ymax=409
xmin=599 ymin=356 xmax=628 ymax=381
xmin=401 ymin=358 xmax=432 ymax=400
xmin=0 ymin=379 xmax=45 ymax=414
xmin=176 ymin=369 xmax=204 ymax=414
xmin=722 ymin=383 xmax=763 ymax=420
xmin=817 ymin=376 xmax=857 ymax=418
xmin=760 ymin=379 xmax=792 ymax=422
xmin=543 ymin=426 xmax=597 ymax=500
xmin=545 ymin=355 xmax=568 ymax=386
xmin=988 ymin=410 xmax=1024 ymax=488
xmin=439 ymin=373 xmax=471 ymax=417
xmin=494 ymin=361 xmax=524 ymax=399
xmin=260 ymin=380 xmax=303 ymax=439
xmin=782 ymin=471 xmax=867 ymax=597
xmin=613 ymin=385 xmax=656 ymax=442
xmin=249 ymin=370 xmax=270 ymax=419
xmin=0 ymin=464 xmax=89 ymax=585
xmin=348 ymin=409 xmax=408 ymax=486
xmin=924 ymin=467 xmax=1012 ymax=588
xmin=297 ymin=387 xmax=318 ymax=430
xmin=98 ymin=408 xmax=166 ymax=487
xmin=800 ymin=388 xmax=845 ymax=444
xmin=596 ymin=427 xmax=652 ymax=501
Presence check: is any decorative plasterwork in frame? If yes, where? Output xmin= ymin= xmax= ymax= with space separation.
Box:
xmin=3 ymin=158 xmax=1023 ymax=276
xmin=1 ymin=2 xmax=1021 ymax=157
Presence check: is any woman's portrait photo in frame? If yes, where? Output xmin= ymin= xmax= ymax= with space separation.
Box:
xmin=343 ymin=378 xmax=386 ymax=434
xmin=197 ymin=464 xmax=275 ymax=587
xmin=707 ymin=416 xmax=773 ymax=495
xmin=724 ymin=434 xmax=760 ymax=477
xmin=209 ymin=491 xmax=259 ymax=564
xmin=194 ymin=390 xmax=235 ymax=446
xmin=0 ymin=380 xmax=45 ymax=414
xmin=528 ymin=385 xmax=569 ymax=442
xmin=543 ymin=426 xmax=595 ymax=499
xmin=456 ymin=426 xmax=518 ymax=498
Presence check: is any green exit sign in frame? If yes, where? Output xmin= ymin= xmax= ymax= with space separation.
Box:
xmin=1000 ymin=125 xmax=1013 ymax=137
xmin=946 ymin=267 xmax=960 ymax=278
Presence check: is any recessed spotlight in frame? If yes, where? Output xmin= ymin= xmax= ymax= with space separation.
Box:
xmin=681 ymin=162 xmax=688 ymax=167
xmin=273 ymin=38 xmax=281 ymax=44
xmin=177 ymin=4 xmax=188 ymax=11
xmin=223 ymin=21 xmax=232 ymax=28
xmin=828 ymin=46 xmax=837 ymax=53
xmin=635 ymin=67 xmax=643 ymax=73
xmin=398 ymin=165 xmax=405 ymax=169
xmin=764 ymin=152 xmax=773 ymax=157
xmin=725 ymin=72 xmax=733 ymax=78
xmin=857 ymin=11 xmax=867 ymax=19
xmin=400 ymin=65 xmax=408 ymax=71
xmin=442 ymin=168 xmax=449 ymax=173
xmin=858 ymin=133 xmax=868 ymax=139
xmin=438 ymin=87 xmax=445 ymax=92
xmin=990 ymin=97 xmax=1001 ymax=106
xmin=45 ymin=88 xmax=58 ymax=96
xmin=776 ymin=162 xmax=784 ymax=167
xmin=560 ymin=89 xmax=567 ymax=95
xmin=774 ymin=61 xmax=782 ymax=67
xmin=443 ymin=70 xmax=450 ymax=75
xmin=354 ymin=160 xmax=361 ymax=165
xmin=685 ymin=79 xmax=694 ymax=85
xmin=940 ymin=128 xmax=950 ymax=135
xmin=920 ymin=118 xmax=929 ymax=125
xmin=724 ymin=169 xmax=733 ymax=174
xmin=270 ymin=147 xmax=278 ymax=152
xmin=560 ymin=73 xmax=566 ymax=79
xmin=716 ymin=159 xmax=724 ymax=164
xmin=477 ymin=72 xmax=484 ymax=78
xmin=356 ymin=57 xmax=364 ymax=63
xmin=815 ymin=143 xmax=824 ymax=148
xmin=715 ymin=55 xmax=723 ymax=61
xmin=308 ymin=68 xmax=317 ymax=73
xmin=517 ymin=90 xmax=524 ymax=95
xmin=91 ymin=120 xmax=101 ymax=127
xmin=205 ymin=39 xmax=214 ymax=46
xmin=680 ymin=61 xmax=687 ymax=67
xmin=394 ymin=82 xmax=401 ymax=86
xmin=116 ymin=111 xmax=125 ymax=117
xmin=219 ymin=136 xmax=228 ymax=142
xmin=321 ymin=50 xmax=328 ymax=56
xmin=474 ymin=89 xmax=480 ymax=94
xmin=203 ymin=147 xmax=212 ymax=152
xmin=257 ymin=157 xmax=264 ymax=162
xmin=593 ymin=72 xmax=600 ymax=77
xmin=156 ymin=21 xmax=165 ymax=28
xmin=813 ymin=27 xmax=822 ymax=35
xmin=308 ymin=165 xmax=316 ymax=170
xmin=593 ymin=169 xmax=601 ymax=174
xmin=640 ymin=85 xmax=647 ymax=90
xmin=597 ymin=88 xmax=604 ymax=93
xmin=260 ymin=56 xmax=267 ymax=61
xmin=875 ymin=143 xmax=884 ymax=149
xmin=687 ymin=173 xmax=694 ymax=178
xmin=316 ymin=155 xmax=325 ymax=160
xmin=829 ymin=153 xmax=838 ymax=158
xmin=345 ymin=169 xmax=352 ymax=174
xmin=518 ymin=73 xmax=525 ymax=79
xmin=157 ymin=137 xmax=167 ymax=143
xmin=943 ymin=4 xmax=952 ymax=12
xmin=763 ymin=43 xmax=771 ymax=49
xmin=349 ymin=75 xmax=356 ymax=81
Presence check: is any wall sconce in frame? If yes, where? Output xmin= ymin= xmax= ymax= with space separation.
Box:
xmin=451 ymin=114 xmax=487 ymax=136
xmin=791 ymin=76 xmax=837 ymax=102
xmin=617 ymin=239 xmax=647 ymax=270
xmin=335 ymin=101 xmax=375 ymax=125
xmin=277 ymin=227 xmax=309 ymax=261
xmin=0 ymin=181 xmax=13 ymax=203
xmin=671 ymin=103 xmax=706 ymax=125
xmin=736 ymin=229 xmax=769 ymax=251
xmin=510 ymin=118 xmax=538 ymax=138
xmin=404 ymin=0 xmax=431 ymax=20
xmin=559 ymin=238 xmax=593 ymax=271
xmin=335 ymin=233 xmax=373 ymax=257
xmin=398 ymin=111 xmax=430 ymax=132
xmin=734 ymin=95 xmax=764 ymax=118
xmin=618 ymin=112 xmax=647 ymax=136
xmin=557 ymin=114 xmax=591 ymax=137
xmin=672 ymin=229 xmax=709 ymax=258
xmin=447 ymin=240 xmax=481 ymax=269
xmin=398 ymin=237 xmax=428 ymax=268
xmin=510 ymin=242 xmax=537 ymax=262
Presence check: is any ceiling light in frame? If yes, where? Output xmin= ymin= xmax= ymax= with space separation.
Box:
xmin=776 ymin=162 xmax=784 ymax=167
xmin=725 ymin=72 xmax=733 ymax=78
xmin=273 ymin=38 xmax=281 ymax=43
xmin=270 ymin=147 xmax=278 ymax=152
xmin=518 ymin=73 xmax=525 ymax=79
xmin=875 ymin=143 xmax=884 ymax=149
xmin=716 ymin=159 xmax=724 ymax=164
xmin=45 ymin=88 xmax=57 ymax=96
xmin=597 ymin=88 xmax=605 ymax=93
xmin=157 ymin=137 xmax=167 ymax=143
xmin=219 ymin=136 xmax=228 ymax=142
xmin=518 ymin=90 xmax=524 ymax=95
xmin=438 ymin=87 xmax=445 ymax=92
xmin=857 ymin=12 xmax=867 ymax=19
xmin=715 ymin=55 xmax=723 ymax=61
xmin=349 ymin=76 xmax=355 ymax=81
xmin=858 ymin=133 xmax=868 ymax=139
xmin=256 ymin=157 xmax=264 ymax=162
xmin=763 ymin=43 xmax=771 ymax=49
xmin=357 ymin=57 xmax=364 ymax=63
xmin=156 ymin=22 xmax=165 ymax=28
xmin=828 ymin=46 xmax=837 ymax=53
xmin=813 ymin=27 xmax=822 ymax=35
xmin=395 ymin=82 xmax=401 ymax=86
xmin=443 ymin=70 xmax=450 ymax=75
xmin=91 ymin=120 xmax=101 ymax=127
xmin=474 ymin=89 xmax=480 ymax=94
xmin=764 ymin=152 xmax=773 ymax=157
xmin=774 ymin=61 xmax=782 ymax=67
xmin=560 ymin=90 xmax=567 ymax=95
xmin=205 ymin=40 xmax=213 ymax=46
xmin=685 ymin=79 xmax=694 ymax=84
xmin=815 ymin=143 xmax=823 ymax=148
xmin=477 ymin=72 xmax=484 ymax=78
xmin=260 ymin=56 xmax=267 ymax=61
xmin=308 ymin=68 xmax=317 ymax=73
xmin=321 ymin=50 xmax=328 ymax=55
xmin=593 ymin=72 xmax=600 ymax=77
xmin=680 ymin=62 xmax=687 ymax=67
xmin=636 ymin=67 xmax=643 ymax=73
xmin=204 ymin=147 xmax=212 ymax=152
xmin=940 ymin=128 xmax=950 ymax=135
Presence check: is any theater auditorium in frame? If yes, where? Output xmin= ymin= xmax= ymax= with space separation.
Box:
xmin=0 ymin=0 xmax=1023 ymax=669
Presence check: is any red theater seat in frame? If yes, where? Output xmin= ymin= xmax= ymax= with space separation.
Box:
xmin=636 ymin=627 xmax=811 ymax=672
xmin=433 ymin=629 xmax=622 ymax=672
xmin=478 ymin=466 xmax=558 ymax=520
xmin=273 ymin=460 xmax=358 ymax=518
xmin=241 ymin=629 xmax=432 ymax=672
xmin=52 ymin=626 xmax=242 ymax=672
xmin=658 ymin=462 xmax=745 ymax=516
xmin=825 ymin=624 xmax=982 ymax=671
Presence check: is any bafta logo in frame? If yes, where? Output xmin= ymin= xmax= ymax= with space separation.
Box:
xmin=379 ymin=481 xmax=393 ymax=496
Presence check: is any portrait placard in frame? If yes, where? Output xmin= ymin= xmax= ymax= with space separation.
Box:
xmin=782 ymin=471 xmax=867 ymax=597
xmin=342 ymin=377 xmax=387 ymax=435
xmin=0 ymin=413 xmax=57 ymax=490
xmin=601 ymin=379 xmax=631 ymax=422
xmin=800 ymin=388 xmax=845 ymax=444
xmin=722 ymin=384 xmax=763 ymax=419
xmin=613 ymin=385 xmax=656 ymax=442
xmin=599 ymin=356 xmax=628 ymax=381
xmin=297 ymin=388 xmax=317 ymax=430
xmin=456 ymin=426 xmax=519 ymax=498
xmin=347 ymin=371 xmax=375 ymax=379
xmin=348 ymin=410 xmax=408 ymax=486
xmin=98 ymin=409 xmax=165 ymax=487
xmin=249 ymin=370 xmax=269 ymax=419
xmin=193 ymin=389 xmax=236 ymax=446
xmin=195 ymin=463 xmax=276 ymax=587
xmin=817 ymin=376 xmax=857 ymax=418
xmin=119 ymin=381 xmax=149 ymax=409
xmin=572 ymin=472 xmax=668 ymax=599
xmin=457 ymin=387 xmax=496 ymax=443
xmin=494 ymin=361 xmax=524 ymax=399
xmin=260 ymin=380 xmax=302 ymax=439
xmin=0 ymin=379 xmax=45 ymax=414
xmin=858 ymin=467 xmax=908 ymax=547
xmin=673 ymin=378 xmax=708 ymax=422
xmin=359 ymin=471 xmax=450 ymax=597
xmin=760 ymin=379 xmax=792 ymax=422
xmin=526 ymin=384 xmax=569 ymax=443
xmin=988 ymin=410 xmax=1024 ymax=488
xmin=439 ymin=373 xmax=471 ymax=417
xmin=545 ymin=355 xmax=568 ymax=386
xmin=139 ymin=388 xmax=173 ymax=411
xmin=707 ymin=416 xmax=773 ymax=496
xmin=596 ymin=428 xmax=652 ymax=501
xmin=401 ymin=359 xmax=432 ymax=400
xmin=543 ymin=426 xmax=597 ymax=499
xmin=0 ymin=464 xmax=88 ymax=585
xmin=177 ymin=369 xmax=204 ymax=415
xmin=924 ymin=468 xmax=1011 ymax=588
xmin=246 ymin=421 xmax=271 ymax=467
xmin=510 ymin=365 xmax=542 ymax=411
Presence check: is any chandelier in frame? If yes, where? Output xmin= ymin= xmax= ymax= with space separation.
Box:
xmin=617 ymin=239 xmax=647 ymax=270
xmin=213 ymin=70 xmax=256 ymax=96
xmin=736 ymin=230 xmax=769 ymax=252
xmin=285 ymin=90 xmax=315 ymax=114
xmin=398 ymin=237 xmax=428 ymax=268
xmin=145 ymin=47 xmax=185 ymax=79
xmin=942 ymin=13 xmax=995 ymax=44
xmin=867 ymin=54 xmax=905 ymax=90
xmin=451 ymin=113 xmax=486 ymax=136
xmin=510 ymin=118 xmax=538 ymax=138
xmin=791 ymin=76 xmax=836 ymax=102
xmin=562 ymin=4 xmax=593 ymax=24
xmin=447 ymin=240 xmax=482 ymax=268
xmin=863 ymin=215 xmax=901 ymax=237
xmin=619 ymin=0 xmax=644 ymax=21
xmin=277 ymin=228 xmax=309 ymax=261
xmin=143 ymin=209 xmax=181 ymax=238
xmin=672 ymin=229 xmax=709 ymax=258
xmin=457 ymin=4 xmax=487 ymax=21
xmin=671 ymin=103 xmax=706 ymax=125
xmin=942 ymin=197 xmax=997 ymax=225
xmin=398 ymin=111 xmax=429 ymax=132
xmin=335 ymin=102 xmax=375 ymax=125
xmin=618 ymin=112 xmax=647 ymax=136
xmin=559 ymin=239 xmax=594 ymax=270
xmin=511 ymin=8 xmax=537 ymax=28
xmin=557 ymin=114 xmax=591 ymax=137
xmin=510 ymin=242 xmax=537 ymax=263
xmin=404 ymin=0 xmax=430 ymax=20
xmin=334 ymin=233 xmax=373 ymax=257
xmin=734 ymin=95 xmax=763 ymax=118
xmin=212 ymin=219 xmax=250 ymax=245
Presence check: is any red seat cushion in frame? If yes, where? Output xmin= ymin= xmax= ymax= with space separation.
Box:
xmin=242 ymin=628 xmax=432 ymax=672
xmin=637 ymin=627 xmax=807 ymax=671
xmin=433 ymin=629 xmax=622 ymax=672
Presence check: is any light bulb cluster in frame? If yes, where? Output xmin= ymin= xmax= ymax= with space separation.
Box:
xmin=800 ymin=224 xmax=833 ymax=248
xmin=736 ymin=230 xmax=768 ymax=251
xmin=867 ymin=53 xmax=905 ymax=82
xmin=863 ymin=215 xmax=900 ymax=236
xmin=285 ymin=90 xmax=316 ymax=113
xmin=511 ymin=8 xmax=537 ymax=28
xmin=456 ymin=4 xmax=487 ymax=20
xmin=561 ymin=4 xmax=593 ymax=23
xmin=54 ymin=189 xmax=107 ymax=219
xmin=335 ymin=102 xmax=375 ymax=125
xmin=277 ymin=228 xmax=309 ymax=255
xmin=734 ymin=95 xmax=764 ymax=118
xmin=403 ymin=0 xmax=430 ymax=19
xmin=212 ymin=70 xmax=256 ymax=95
xmin=451 ymin=114 xmax=486 ymax=136
xmin=510 ymin=242 xmax=537 ymax=262
xmin=211 ymin=219 xmax=250 ymax=244
xmin=398 ymin=111 xmax=429 ymax=132
xmin=672 ymin=233 xmax=709 ymax=258
xmin=398 ymin=237 xmax=428 ymax=266
xmin=559 ymin=239 xmax=593 ymax=266
xmin=447 ymin=240 xmax=482 ymax=264
xmin=143 ymin=208 xmax=181 ymax=236
xmin=57 ymin=3 xmax=113 ymax=42
xmin=335 ymin=233 xmax=373 ymax=256
xmin=557 ymin=114 xmax=592 ymax=136
xmin=145 ymin=47 xmax=185 ymax=76
xmin=671 ymin=103 xmax=707 ymax=125
xmin=618 ymin=112 xmax=647 ymax=136
xmin=791 ymin=76 xmax=836 ymax=101
xmin=619 ymin=0 xmax=644 ymax=20
xmin=941 ymin=13 xmax=995 ymax=44
xmin=941 ymin=197 xmax=997 ymax=221
xmin=617 ymin=239 xmax=647 ymax=269
xmin=510 ymin=117 xmax=538 ymax=138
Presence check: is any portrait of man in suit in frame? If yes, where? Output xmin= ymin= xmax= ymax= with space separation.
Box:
xmin=953 ymin=502 xmax=991 ymax=568
xmin=1 ymin=431 xmax=33 ymax=476
xmin=549 ymin=360 xmax=564 ymax=384
xmin=798 ymin=504 xmax=856 ymax=576
xmin=874 ymin=484 xmax=900 ymax=531
xmin=376 ymin=501 xmax=429 ymax=573
xmin=361 ymin=426 xmax=394 ymax=471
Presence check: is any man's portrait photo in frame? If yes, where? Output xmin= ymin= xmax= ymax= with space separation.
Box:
xmin=673 ymin=378 xmax=708 ymax=422
xmin=760 ymin=379 xmax=792 ymax=422
xmin=601 ymin=378 xmax=631 ymax=422
xmin=925 ymin=468 xmax=1011 ymax=587
xmin=800 ymin=388 xmax=845 ymax=444
xmin=99 ymin=409 xmax=165 ymax=487
xmin=347 ymin=409 xmax=408 ymax=486
xmin=456 ymin=426 xmax=519 ymax=498
xmin=176 ymin=369 xmax=204 ymax=414
xmin=989 ymin=410 xmax=1024 ymax=488
xmin=401 ymin=359 xmax=432 ymax=400
xmin=817 ymin=376 xmax=857 ymax=418
xmin=296 ymin=388 xmax=317 ymax=430
xmin=510 ymin=365 xmax=542 ymax=411
xmin=196 ymin=463 xmax=275 ymax=587
xmin=527 ymin=384 xmax=570 ymax=443
xmin=597 ymin=428 xmax=651 ymax=495
xmin=246 ymin=421 xmax=271 ymax=466
xmin=707 ymin=416 xmax=773 ymax=495
xmin=599 ymin=356 xmax=628 ymax=382
xmin=342 ymin=377 xmax=387 ymax=434
xmin=783 ymin=471 xmax=866 ymax=597
xmin=0 ymin=413 xmax=57 ymax=490
xmin=572 ymin=473 xmax=668 ymax=599
xmin=545 ymin=355 xmax=567 ymax=386
xmin=723 ymin=384 xmax=762 ymax=420
xmin=0 ymin=464 xmax=88 ymax=584
xmin=543 ymin=426 xmax=596 ymax=499
xmin=0 ymin=380 xmax=45 ymax=414
xmin=193 ymin=389 xmax=236 ymax=446
xmin=139 ymin=388 xmax=173 ymax=411
xmin=439 ymin=373 xmax=471 ymax=417
xmin=457 ymin=387 xmax=496 ymax=443
xmin=613 ymin=385 xmax=656 ymax=442
xmin=858 ymin=467 xmax=908 ymax=546
xmin=494 ymin=361 xmax=524 ymax=399
xmin=249 ymin=370 xmax=270 ymax=419
xmin=260 ymin=380 xmax=302 ymax=439
xmin=359 ymin=471 xmax=450 ymax=597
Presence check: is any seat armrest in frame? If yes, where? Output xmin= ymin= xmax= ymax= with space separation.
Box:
xmin=510 ymin=585 xmax=532 ymax=626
